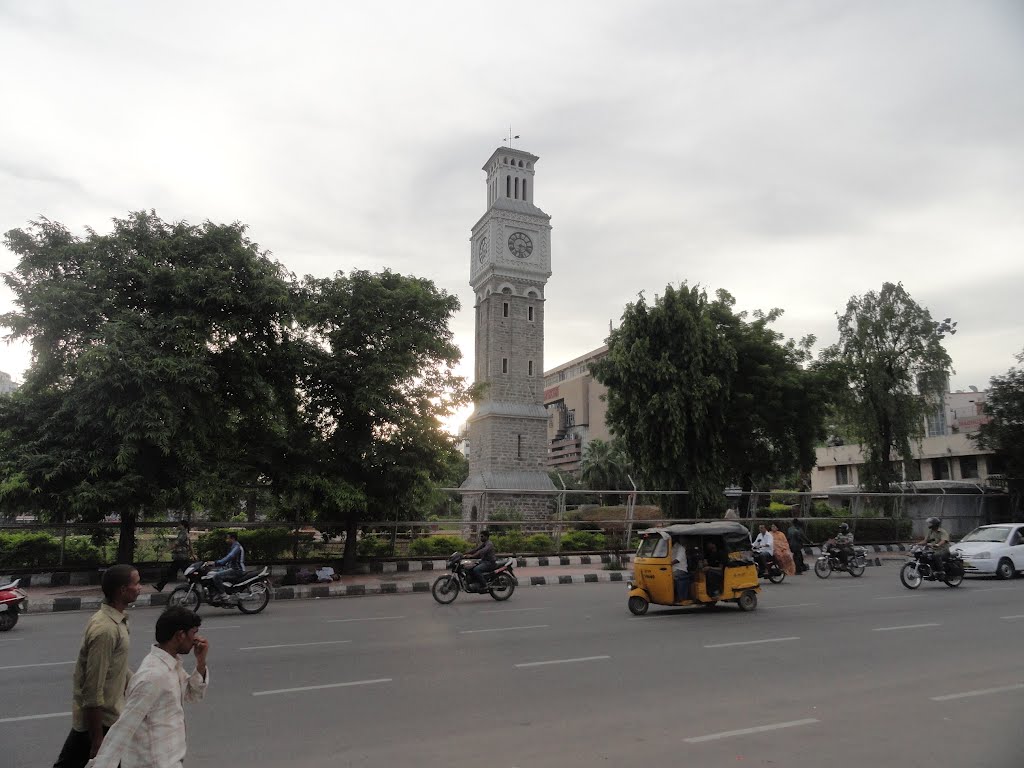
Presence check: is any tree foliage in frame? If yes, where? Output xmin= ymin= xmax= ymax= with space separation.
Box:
xmin=591 ymin=283 xmax=829 ymax=516
xmin=820 ymin=282 xmax=954 ymax=493
xmin=0 ymin=213 xmax=467 ymax=567
xmin=973 ymin=349 xmax=1024 ymax=514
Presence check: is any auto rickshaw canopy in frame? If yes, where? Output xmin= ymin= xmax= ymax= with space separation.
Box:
xmin=638 ymin=521 xmax=752 ymax=551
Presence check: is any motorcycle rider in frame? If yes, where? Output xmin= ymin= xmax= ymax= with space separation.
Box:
xmin=464 ymin=530 xmax=496 ymax=592
xmin=919 ymin=517 xmax=951 ymax=573
xmin=830 ymin=523 xmax=855 ymax=569
xmin=751 ymin=524 xmax=774 ymax=575
xmin=204 ymin=532 xmax=245 ymax=604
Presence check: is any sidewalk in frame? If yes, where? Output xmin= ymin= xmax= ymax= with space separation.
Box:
xmin=14 ymin=546 xmax=907 ymax=614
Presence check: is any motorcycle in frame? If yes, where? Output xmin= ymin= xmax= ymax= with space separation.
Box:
xmin=168 ymin=563 xmax=272 ymax=614
xmin=814 ymin=543 xmax=868 ymax=578
xmin=431 ymin=552 xmax=517 ymax=604
xmin=899 ymin=545 xmax=964 ymax=589
xmin=754 ymin=551 xmax=786 ymax=584
xmin=0 ymin=579 xmax=27 ymax=631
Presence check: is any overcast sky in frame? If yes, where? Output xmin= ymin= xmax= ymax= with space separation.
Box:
xmin=1 ymin=1 xmax=1021 ymax=430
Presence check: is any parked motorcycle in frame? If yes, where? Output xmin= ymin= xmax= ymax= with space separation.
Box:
xmin=899 ymin=545 xmax=964 ymax=589
xmin=431 ymin=552 xmax=517 ymax=604
xmin=168 ymin=563 xmax=271 ymax=614
xmin=814 ymin=544 xmax=868 ymax=578
xmin=754 ymin=552 xmax=786 ymax=584
xmin=0 ymin=578 xmax=27 ymax=631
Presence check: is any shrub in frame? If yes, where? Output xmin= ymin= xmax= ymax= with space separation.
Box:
xmin=811 ymin=501 xmax=845 ymax=517
xmin=408 ymin=535 xmax=471 ymax=557
xmin=358 ymin=535 xmax=393 ymax=557
xmin=491 ymin=531 xmax=526 ymax=554
xmin=559 ymin=530 xmax=607 ymax=551
xmin=0 ymin=532 xmax=102 ymax=568
xmin=488 ymin=508 xmax=524 ymax=533
xmin=523 ymin=533 xmax=556 ymax=554
xmin=195 ymin=528 xmax=296 ymax=561
xmin=803 ymin=518 xmax=911 ymax=544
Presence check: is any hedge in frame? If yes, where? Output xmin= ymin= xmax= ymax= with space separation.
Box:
xmin=195 ymin=528 xmax=301 ymax=562
xmin=0 ymin=532 xmax=102 ymax=568
xmin=408 ymin=535 xmax=471 ymax=557
xmin=559 ymin=530 xmax=607 ymax=551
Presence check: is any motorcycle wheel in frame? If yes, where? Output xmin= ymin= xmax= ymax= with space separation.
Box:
xmin=900 ymin=563 xmax=922 ymax=589
xmin=944 ymin=568 xmax=964 ymax=588
xmin=169 ymin=586 xmax=201 ymax=612
xmin=768 ymin=568 xmax=785 ymax=584
xmin=0 ymin=607 xmax=17 ymax=631
xmin=488 ymin=573 xmax=516 ymax=601
xmin=814 ymin=558 xmax=832 ymax=579
xmin=237 ymin=581 xmax=271 ymax=614
xmin=848 ymin=560 xmax=866 ymax=578
xmin=431 ymin=575 xmax=460 ymax=605
xmin=628 ymin=595 xmax=649 ymax=615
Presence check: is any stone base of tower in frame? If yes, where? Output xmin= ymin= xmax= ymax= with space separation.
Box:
xmin=460 ymin=471 xmax=557 ymax=526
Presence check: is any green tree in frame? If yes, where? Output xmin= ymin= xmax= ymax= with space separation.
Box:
xmin=289 ymin=270 xmax=469 ymax=572
xmin=579 ymin=438 xmax=632 ymax=503
xmin=0 ymin=212 xmax=297 ymax=561
xmin=591 ymin=284 xmax=737 ymax=516
xmin=821 ymin=282 xmax=954 ymax=493
xmin=973 ymin=349 xmax=1024 ymax=516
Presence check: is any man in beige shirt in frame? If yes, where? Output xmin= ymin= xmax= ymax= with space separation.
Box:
xmin=53 ymin=563 xmax=142 ymax=768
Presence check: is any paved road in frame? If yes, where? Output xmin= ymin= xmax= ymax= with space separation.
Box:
xmin=3 ymin=569 xmax=1022 ymax=767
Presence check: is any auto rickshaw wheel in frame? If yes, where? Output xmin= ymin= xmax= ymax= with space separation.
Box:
xmin=628 ymin=596 xmax=649 ymax=616
xmin=737 ymin=590 xmax=757 ymax=611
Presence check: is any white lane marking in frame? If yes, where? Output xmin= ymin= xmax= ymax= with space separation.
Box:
xmin=481 ymin=607 xmax=549 ymax=614
xmin=685 ymin=718 xmax=820 ymax=743
xmin=199 ymin=624 xmax=242 ymax=630
xmin=0 ymin=711 xmax=70 ymax=724
xmin=460 ymin=624 xmax=549 ymax=634
xmin=875 ymin=595 xmax=917 ymax=600
xmin=931 ymin=683 xmax=1024 ymax=702
xmin=763 ymin=603 xmax=818 ymax=609
xmin=704 ymin=637 xmax=799 ymax=649
xmin=973 ymin=587 xmax=1015 ymax=592
xmin=253 ymin=678 xmax=391 ymax=696
xmin=515 ymin=655 xmax=610 ymax=668
xmin=1000 ymin=615 xmax=1024 ymax=620
xmin=872 ymin=623 xmax=941 ymax=632
xmin=326 ymin=616 xmax=404 ymax=623
xmin=239 ymin=640 xmax=351 ymax=651
xmin=0 ymin=661 xmax=74 ymax=671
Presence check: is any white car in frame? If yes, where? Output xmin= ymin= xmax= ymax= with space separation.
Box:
xmin=951 ymin=524 xmax=1024 ymax=579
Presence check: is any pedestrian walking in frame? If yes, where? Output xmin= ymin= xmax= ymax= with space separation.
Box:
xmin=787 ymin=518 xmax=810 ymax=574
xmin=53 ymin=564 xmax=142 ymax=768
xmin=86 ymin=606 xmax=209 ymax=768
xmin=155 ymin=521 xmax=193 ymax=592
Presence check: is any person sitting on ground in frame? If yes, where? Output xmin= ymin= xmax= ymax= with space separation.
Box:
xmin=671 ymin=537 xmax=690 ymax=602
xmin=752 ymin=524 xmax=775 ymax=574
xmin=204 ymin=532 xmax=245 ymax=603
xmin=464 ymin=530 xmax=496 ymax=591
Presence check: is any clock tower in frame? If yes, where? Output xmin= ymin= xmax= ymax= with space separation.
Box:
xmin=461 ymin=146 xmax=556 ymax=522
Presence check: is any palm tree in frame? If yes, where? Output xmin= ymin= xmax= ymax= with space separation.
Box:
xmin=580 ymin=439 xmax=631 ymax=502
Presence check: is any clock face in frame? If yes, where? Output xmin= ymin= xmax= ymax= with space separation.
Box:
xmin=478 ymin=236 xmax=488 ymax=264
xmin=507 ymin=232 xmax=533 ymax=259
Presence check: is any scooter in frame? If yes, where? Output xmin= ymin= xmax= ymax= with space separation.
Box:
xmin=0 ymin=579 xmax=27 ymax=631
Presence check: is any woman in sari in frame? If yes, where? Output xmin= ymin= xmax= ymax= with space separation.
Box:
xmin=770 ymin=523 xmax=797 ymax=576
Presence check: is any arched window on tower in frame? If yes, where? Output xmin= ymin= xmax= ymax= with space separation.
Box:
xmin=514 ymin=177 xmax=519 ymax=199
xmin=522 ymin=179 xmax=528 ymax=200
xmin=506 ymin=175 xmax=511 ymax=197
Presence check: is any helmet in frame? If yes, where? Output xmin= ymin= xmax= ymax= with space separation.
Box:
xmin=926 ymin=517 xmax=941 ymax=530
xmin=838 ymin=523 xmax=849 ymax=534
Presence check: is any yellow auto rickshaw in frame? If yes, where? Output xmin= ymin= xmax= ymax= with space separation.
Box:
xmin=627 ymin=521 xmax=760 ymax=615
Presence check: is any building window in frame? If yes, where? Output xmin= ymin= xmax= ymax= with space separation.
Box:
xmin=502 ymin=358 xmax=508 ymax=374
xmin=514 ymin=177 xmax=519 ymax=199
xmin=960 ymin=455 xmax=979 ymax=479
xmin=502 ymin=302 xmax=509 ymax=318
xmin=528 ymin=360 xmax=534 ymax=376
xmin=528 ymin=306 xmax=534 ymax=322
xmin=925 ymin=408 xmax=947 ymax=437
xmin=931 ymin=458 xmax=951 ymax=480
xmin=522 ymin=179 xmax=528 ymax=199
xmin=517 ymin=434 xmax=522 ymax=458
xmin=835 ymin=465 xmax=849 ymax=485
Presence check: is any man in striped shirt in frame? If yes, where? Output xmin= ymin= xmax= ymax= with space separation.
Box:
xmin=86 ymin=607 xmax=209 ymax=768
